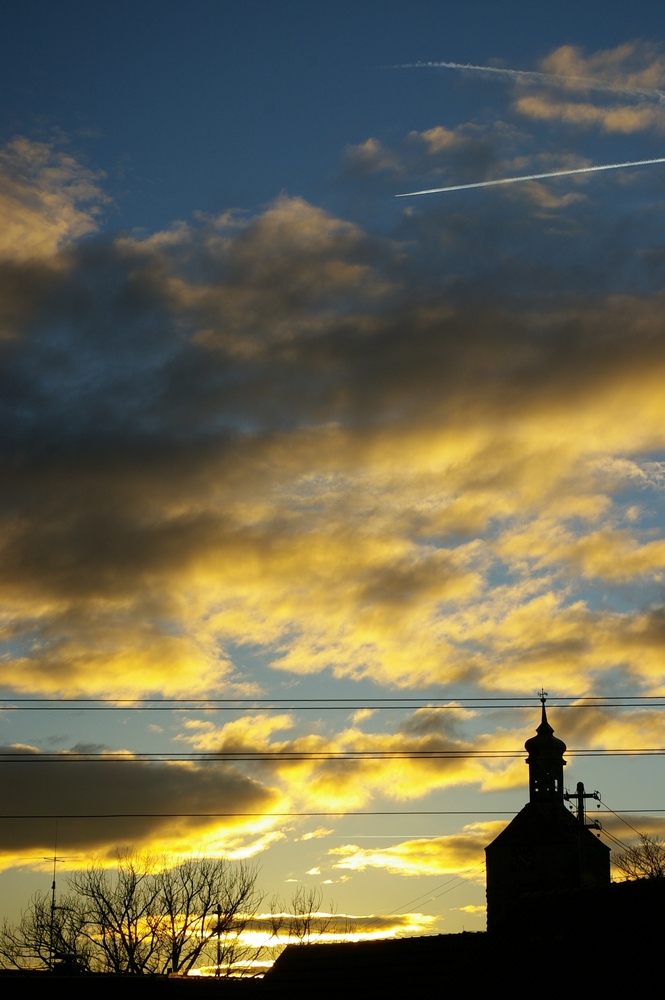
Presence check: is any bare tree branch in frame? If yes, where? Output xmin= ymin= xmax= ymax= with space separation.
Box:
xmin=613 ymin=833 xmax=665 ymax=881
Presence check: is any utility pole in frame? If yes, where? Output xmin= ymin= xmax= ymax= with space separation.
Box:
xmin=215 ymin=903 xmax=222 ymax=978
xmin=564 ymin=781 xmax=601 ymax=830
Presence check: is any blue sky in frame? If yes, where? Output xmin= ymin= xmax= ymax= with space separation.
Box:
xmin=2 ymin=0 xmax=665 ymax=952
xmin=4 ymin=0 xmax=664 ymax=230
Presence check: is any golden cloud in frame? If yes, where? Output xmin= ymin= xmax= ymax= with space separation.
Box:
xmin=330 ymin=822 xmax=504 ymax=876
xmin=180 ymin=708 xmax=531 ymax=812
xmin=1 ymin=134 xmax=665 ymax=705
xmin=413 ymin=124 xmax=492 ymax=155
xmin=508 ymin=43 xmax=665 ymax=133
xmin=539 ymin=41 xmax=665 ymax=93
xmin=0 ymin=137 xmax=106 ymax=262
xmin=0 ymin=738 xmax=288 ymax=868
xmin=238 ymin=909 xmax=436 ymax=946
xmin=515 ymin=95 xmax=665 ymax=133
xmin=344 ymin=138 xmax=402 ymax=175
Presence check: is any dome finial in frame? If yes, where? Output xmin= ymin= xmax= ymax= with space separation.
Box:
xmin=525 ymin=689 xmax=566 ymax=802
xmin=538 ymin=688 xmax=550 ymax=730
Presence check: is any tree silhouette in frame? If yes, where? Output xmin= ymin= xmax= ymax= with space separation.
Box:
xmin=612 ymin=834 xmax=665 ymax=881
xmin=152 ymin=856 xmax=261 ymax=975
xmin=1 ymin=853 xmax=263 ymax=975
xmin=268 ymin=886 xmax=355 ymax=947
xmin=0 ymin=890 xmax=91 ymax=970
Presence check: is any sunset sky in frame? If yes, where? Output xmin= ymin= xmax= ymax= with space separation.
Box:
xmin=2 ymin=0 xmax=665 ymax=944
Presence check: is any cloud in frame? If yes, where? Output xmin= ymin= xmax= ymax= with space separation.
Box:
xmin=405 ymin=45 xmax=665 ymax=136
xmin=0 ymin=137 xmax=106 ymax=262
xmin=512 ymin=43 xmax=665 ymax=133
xmin=539 ymin=42 xmax=665 ymax=95
xmin=399 ymin=44 xmax=665 ymax=139
xmin=342 ymin=121 xmax=509 ymax=195
xmin=330 ymin=823 xmax=502 ymax=876
xmin=499 ymin=522 xmax=665 ymax=581
xmin=180 ymin=709 xmax=528 ymax=813
xmin=1 ymin=131 xmax=665 ymax=706
xmin=297 ymin=828 xmax=335 ymax=841
xmin=9 ymin=699 xmax=648 ymax=874
xmin=238 ymin=909 xmax=435 ymax=945
xmin=397 ymin=53 xmax=665 ymax=102
xmin=0 ymin=743 xmax=284 ymax=867
xmin=515 ymin=95 xmax=665 ymax=133
xmin=344 ymin=138 xmax=402 ymax=177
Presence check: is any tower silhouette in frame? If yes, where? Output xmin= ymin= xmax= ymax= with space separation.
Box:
xmin=484 ymin=695 xmax=610 ymax=932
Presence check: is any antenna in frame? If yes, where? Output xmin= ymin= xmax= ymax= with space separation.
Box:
xmin=43 ymin=820 xmax=80 ymax=968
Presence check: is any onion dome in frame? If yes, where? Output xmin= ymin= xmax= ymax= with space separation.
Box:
xmin=525 ymin=699 xmax=566 ymax=803
xmin=525 ymin=702 xmax=567 ymax=761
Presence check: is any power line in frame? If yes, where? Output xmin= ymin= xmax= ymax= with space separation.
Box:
xmin=393 ymin=863 xmax=485 ymax=913
xmin=1 ymin=696 xmax=663 ymax=701
xmin=599 ymin=798 xmax=649 ymax=838
xmin=0 ymin=811 xmax=518 ymax=819
xmin=1 ymin=748 xmax=664 ymax=762
xmin=0 ymin=809 xmax=664 ymax=820
xmin=0 ymin=697 xmax=619 ymax=702
xmin=1 ymin=697 xmax=665 ymax=711
xmin=602 ymin=828 xmax=633 ymax=853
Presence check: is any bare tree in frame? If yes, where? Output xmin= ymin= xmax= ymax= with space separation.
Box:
xmin=289 ymin=887 xmax=333 ymax=944
xmin=69 ymin=853 xmax=163 ymax=974
xmin=1 ymin=854 xmax=264 ymax=976
xmin=0 ymin=891 xmax=91 ymax=970
xmin=68 ymin=852 xmax=263 ymax=975
xmin=270 ymin=887 xmax=336 ymax=946
xmin=152 ymin=857 xmax=262 ymax=975
xmin=613 ymin=833 xmax=665 ymax=881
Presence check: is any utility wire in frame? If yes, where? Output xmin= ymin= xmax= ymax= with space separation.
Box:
xmin=1 ymin=695 xmax=663 ymax=702
xmin=393 ymin=863 xmax=485 ymax=913
xmin=601 ymin=828 xmax=633 ymax=853
xmin=1 ymin=748 xmax=664 ymax=762
xmin=1 ymin=699 xmax=665 ymax=711
xmin=599 ymin=798 xmax=650 ymax=838
xmin=1 ymin=809 xmax=664 ymax=820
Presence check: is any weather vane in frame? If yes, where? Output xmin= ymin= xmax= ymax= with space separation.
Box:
xmin=538 ymin=688 xmax=548 ymax=706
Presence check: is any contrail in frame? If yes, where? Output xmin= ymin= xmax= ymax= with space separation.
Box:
xmin=395 ymin=157 xmax=665 ymax=198
xmin=396 ymin=61 xmax=665 ymax=103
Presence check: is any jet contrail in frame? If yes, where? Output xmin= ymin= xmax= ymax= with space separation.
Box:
xmin=396 ymin=157 xmax=665 ymax=198
xmin=396 ymin=61 xmax=665 ymax=103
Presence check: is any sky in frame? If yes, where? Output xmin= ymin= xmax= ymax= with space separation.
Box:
xmin=2 ymin=0 xmax=665 ymax=951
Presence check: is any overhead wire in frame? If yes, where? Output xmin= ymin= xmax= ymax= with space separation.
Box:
xmin=0 ymin=748 xmax=664 ymax=762
xmin=0 ymin=696 xmax=664 ymax=713
xmin=392 ymin=862 xmax=486 ymax=913
xmin=599 ymin=798 xmax=650 ymax=838
xmin=0 ymin=809 xmax=663 ymax=820
xmin=601 ymin=828 xmax=633 ymax=853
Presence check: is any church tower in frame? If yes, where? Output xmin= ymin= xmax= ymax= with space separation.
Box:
xmin=484 ymin=694 xmax=610 ymax=933
xmin=525 ymin=698 xmax=566 ymax=803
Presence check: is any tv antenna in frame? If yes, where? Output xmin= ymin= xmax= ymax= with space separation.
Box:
xmin=44 ymin=820 xmax=80 ymax=968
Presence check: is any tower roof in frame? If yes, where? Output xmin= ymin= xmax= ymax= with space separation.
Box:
xmin=524 ymin=700 xmax=566 ymax=762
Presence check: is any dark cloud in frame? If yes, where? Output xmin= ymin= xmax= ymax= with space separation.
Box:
xmin=0 ymin=745 xmax=279 ymax=856
xmin=1 ymin=136 xmax=665 ymax=696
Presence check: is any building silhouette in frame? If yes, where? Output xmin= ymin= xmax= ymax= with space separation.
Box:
xmin=5 ymin=698 xmax=660 ymax=993
xmin=265 ymin=696 xmax=662 ymax=993
xmin=484 ymin=695 xmax=610 ymax=932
